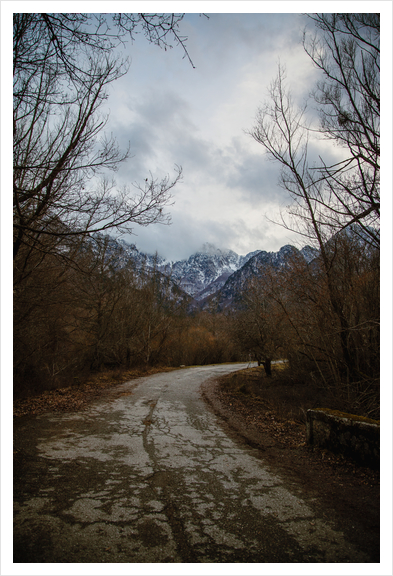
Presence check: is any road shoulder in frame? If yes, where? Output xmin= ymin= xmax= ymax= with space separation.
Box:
xmin=200 ymin=375 xmax=380 ymax=563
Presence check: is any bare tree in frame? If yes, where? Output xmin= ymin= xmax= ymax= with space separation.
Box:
xmin=250 ymin=65 xmax=330 ymax=249
xmin=250 ymin=67 xmax=377 ymax=381
xmin=303 ymin=13 xmax=380 ymax=247
xmin=250 ymin=13 xmax=379 ymax=248
xmin=231 ymin=272 xmax=287 ymax=376
xmin=13 ymin=13 xmax=189 ymax=265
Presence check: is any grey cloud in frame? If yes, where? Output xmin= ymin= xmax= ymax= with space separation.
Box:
xmin=111 ymin=88 xmax=205 ymax=178
xmin=136 ymin=89 xmax=194 ymax=132
xmin=127 ymin=206 xmax=299 ymax=262
xmin=125 ymin=217 xmax=219 ymax=262
xmin=100 ymin=13 xmax=338 ymax=262
xmin=221 ymin=136 xmax=288 ymax=204
xmin=184 ymin=13 xmax=308 ymax=74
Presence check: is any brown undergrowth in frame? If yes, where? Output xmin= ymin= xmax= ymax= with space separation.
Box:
xmin=220 ymin=364 xmax=357 ymax=422
xmin=214 ymin=365 xmax=380 ymax=485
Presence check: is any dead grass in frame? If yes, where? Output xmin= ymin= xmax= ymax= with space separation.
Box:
xmin=219 ymin=365 xmax=350 ymax=424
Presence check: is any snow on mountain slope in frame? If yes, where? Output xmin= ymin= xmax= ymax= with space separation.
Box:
xmin=104 ymin=236 xmax=319 ymax=303
xmin=168 ymin=244 xmax=259 ymax=299
xmin=93 ymin=231 xmax=376 ymax=309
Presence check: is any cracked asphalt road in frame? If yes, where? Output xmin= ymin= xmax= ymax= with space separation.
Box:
xmin=13 ymin=364 xmax=373 ymax=563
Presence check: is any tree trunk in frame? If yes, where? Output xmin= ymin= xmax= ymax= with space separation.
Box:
xmin=125 ymin=347 xmax=131 ymax=369
xmin=262 ymin=358 xmax=272 ymax=377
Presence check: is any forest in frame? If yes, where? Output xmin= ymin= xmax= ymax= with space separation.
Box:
xmin=13 ymin=14 xmax=380 ymax=420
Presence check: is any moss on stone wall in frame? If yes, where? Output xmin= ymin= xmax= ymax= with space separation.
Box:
xmin=307 ymin=408 xmax=380 ymax=468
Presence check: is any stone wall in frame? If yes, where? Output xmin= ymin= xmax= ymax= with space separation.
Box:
xmin=306 ymin=408 xmax=379 ymax=469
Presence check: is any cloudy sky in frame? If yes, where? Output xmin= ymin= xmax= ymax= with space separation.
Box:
xmin=102 ymin=8 xmax=343 ymax=261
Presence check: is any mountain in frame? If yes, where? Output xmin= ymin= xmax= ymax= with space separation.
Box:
xmin=95 ymin=236 xmax=170 ymax=273
xmin=167 ymin=243 xmax=259 ymax=300
xmin=90 ymin=228 xmax=377 ymax=311
xmin=300 ymin=245 xmax=319 ymax=263
xmin=101 ymin=235 xmax=319 ymax=307
xmin=210 ymin=244 xmax=306 ymax=309
xmin=106 ymin=239 xmax=259 ymax=300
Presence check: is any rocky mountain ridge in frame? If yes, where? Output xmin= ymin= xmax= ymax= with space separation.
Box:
xmin=107 ymin=237 xmax=318 ymax=305
xmin=211 ymin=244 xmax=314 ymax=309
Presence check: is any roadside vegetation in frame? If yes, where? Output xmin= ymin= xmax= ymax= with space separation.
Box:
xmin=218 ymin=361 xmax=380 ymax=428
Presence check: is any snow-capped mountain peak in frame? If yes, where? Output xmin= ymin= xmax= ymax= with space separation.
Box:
xmin=103 ymin=235 xmax=319 ymax=303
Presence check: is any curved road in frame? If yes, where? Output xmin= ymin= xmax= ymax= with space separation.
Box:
xmin=14 ymin=364 xmax=371 ymax=563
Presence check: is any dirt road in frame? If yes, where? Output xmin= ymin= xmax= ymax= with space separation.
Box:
xmin=13 ymin=364 xmax=374 ymax=563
